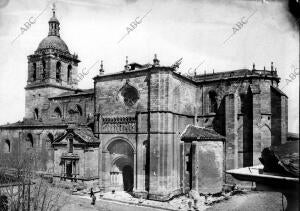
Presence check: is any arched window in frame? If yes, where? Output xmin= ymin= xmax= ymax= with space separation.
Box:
xmin=32 ymin=63 xmax=37 ymax=81
xmin=56 ymin=62 xmax=61 ymax=82
xmin=42 ymin=60 xmax=46 ymax=79
xmin=26 ymin=134 xmax=34 ymax=148
xmin=209 ymin=91 xmax=218 ymax=113
xmin=34 ymin=108 xmax=39 ymax=120
xmin=67 ymin=65 xmax=72 ymax=83
xmin=54 ymin=107 xmax=62 ymax=118
xmin=76 ymin=105 xmax=82 ymax=116
xmin=3 ymin=140 xmax=10 ymax=153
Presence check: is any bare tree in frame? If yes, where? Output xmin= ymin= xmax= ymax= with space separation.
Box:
xmin=0 ymin=150 xmax=69 ymax=211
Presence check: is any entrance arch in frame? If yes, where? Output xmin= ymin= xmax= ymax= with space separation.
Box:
xmin=107 ymin=139 xmax=134 ymax=192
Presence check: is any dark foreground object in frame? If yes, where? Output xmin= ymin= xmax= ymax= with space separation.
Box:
xmin=227 ymin=142 xmax=299 ymax=211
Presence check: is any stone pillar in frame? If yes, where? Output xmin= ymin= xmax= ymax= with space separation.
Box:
xmin=252 ymin=93 xmax=261 ymax=166
xmin=191 ymin=141 xmax=198 ymax=191
xmin=133 ymin=151 xmax=137 ymax=189
xmin=225 ymin=93 xmax=239 ymax=171
xmin=102 ymin=151 xmax=111 ymax=190
xmin=281 ymin=96 xmax=288 ymax=144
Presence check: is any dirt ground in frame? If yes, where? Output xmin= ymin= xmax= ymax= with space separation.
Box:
xmin=60 ymin=191 xmax=288 ymax=211
xmin=206 ymin=191 xmax=287 ymax=211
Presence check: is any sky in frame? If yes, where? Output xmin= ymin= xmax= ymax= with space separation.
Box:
xmin=0 ymin=0 xmax=298 ymax=133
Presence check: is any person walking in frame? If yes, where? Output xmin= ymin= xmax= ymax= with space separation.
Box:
xmin=90 ymin=188 xmax=96 ymax=205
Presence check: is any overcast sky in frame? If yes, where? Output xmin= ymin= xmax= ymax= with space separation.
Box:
xmin=0 ymin=0 xmax=298 ymax=133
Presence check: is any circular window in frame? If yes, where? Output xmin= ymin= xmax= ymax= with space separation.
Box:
xmin=120 ymin=83 xmax=139 ymax=107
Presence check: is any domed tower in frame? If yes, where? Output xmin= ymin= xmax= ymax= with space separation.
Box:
xmin=25 ymin=5 xmax=80 ymax=120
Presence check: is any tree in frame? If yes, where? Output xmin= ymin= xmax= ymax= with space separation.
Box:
xmin=0 ymin=150 xmax=69 ymax=211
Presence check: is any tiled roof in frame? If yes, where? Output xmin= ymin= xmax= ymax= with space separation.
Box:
xmin=72 ymin=126 xmax=98 ymax=143
xmin=0 ymin=119 xmax=66 ymax=128
xmin=180 ymin=124 xmax=225 ymax=141
xmin=53 ymin=125 xmax=99 ymax=145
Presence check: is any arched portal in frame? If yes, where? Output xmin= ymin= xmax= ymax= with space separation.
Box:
xmin=107 ymin=139 xmax=134 ymax=192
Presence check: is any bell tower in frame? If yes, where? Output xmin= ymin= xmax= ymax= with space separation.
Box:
xmin=25 ymin=4 xmax=80 ymax=120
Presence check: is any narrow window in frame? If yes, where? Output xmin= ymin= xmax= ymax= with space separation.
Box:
xmin=32 ymin=63 xmax=37 ymax=81
xmin=34 ymin=108 xmax=39 ymax=120
xmin=69 ymin=138 xmax=73 ymax=153
xmin=209 ymin=91 xmax=218 ymax=113
xmin=56 ymin=62 xmax=61 ymax=82
xmin=67 ymin=65 xmax=72 ymax=83
xmin=42 ymin=60 xmax=46 ymax=79
xmin=26 ymin=134 xmax=34 ymax=148
xmin=3 ymin=140 xmax=10 ymax=153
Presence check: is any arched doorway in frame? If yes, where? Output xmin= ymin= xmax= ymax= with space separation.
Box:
xmin=107 ymin=139 xmax=134 ymax=192
xmin=123 ymin=165 xmax=133 ymax=192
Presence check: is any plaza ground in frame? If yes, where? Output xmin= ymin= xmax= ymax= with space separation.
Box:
xmin=61 ymin=191 xmax=287 ymax=211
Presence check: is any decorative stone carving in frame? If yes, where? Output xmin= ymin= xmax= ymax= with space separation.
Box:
xmin=101 ymin=116 xmax=136 ymax=133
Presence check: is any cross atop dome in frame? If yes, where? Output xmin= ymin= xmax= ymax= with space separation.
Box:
xmin=52 ymin=2 xmax=56 ymax=17
xmin=48 ymin=3 xmax=60 ymax=36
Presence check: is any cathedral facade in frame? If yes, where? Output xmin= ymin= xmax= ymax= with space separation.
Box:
xmin=0 ymin=9 xmax=288 ymax=201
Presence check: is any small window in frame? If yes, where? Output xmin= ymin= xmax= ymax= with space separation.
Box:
xmin=54 ymin=107 xmax=62 ymax=118
xmin=34 ymin=108 xmax=39 ymax=120
xmin=3 ymin=140 xmax=10 ymax=153
xmin=67 ymin=65 xmax=72 ymax=83
xmin=32 ymin=63 xmax=37 ymax=81
xmin=69 ymin=138 xmax=73 ymax=153
xmin=26 ymin=134 xmax=34 ymax=148
xmin=42 ymin=60 xmax=46 ymax=79
xmin=56 ymin=62 xmax=61 ymax=82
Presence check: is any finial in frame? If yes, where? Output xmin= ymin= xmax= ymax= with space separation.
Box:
xmin=153 ymin=53 xmax=160 ymax=66
xmin=252 ymin=63 xmax=255 ymax=70
xmin=213 ymin=69 xmax=215 ymax=74
xmin=52 ymin=2 xmax=56 ymax=17
xmin=124 ymin=56 xmax=130 ymax=71
xmin=271 ymin=62 xmax=274 ymax=71
xmin=99 ymin=60 xmax=104 ymax=75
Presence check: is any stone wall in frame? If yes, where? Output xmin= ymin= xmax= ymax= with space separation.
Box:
xmin=0 ymin=127 xmax=65 ymax=172
xmin=190 ymin=140 xmax=224 ymax=194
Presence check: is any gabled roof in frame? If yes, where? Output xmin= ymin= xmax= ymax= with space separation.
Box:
xmin=53 ymin=125 xmax=99 ymax=146
xmin=180 ymin=124 xmax=225 ymax=141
